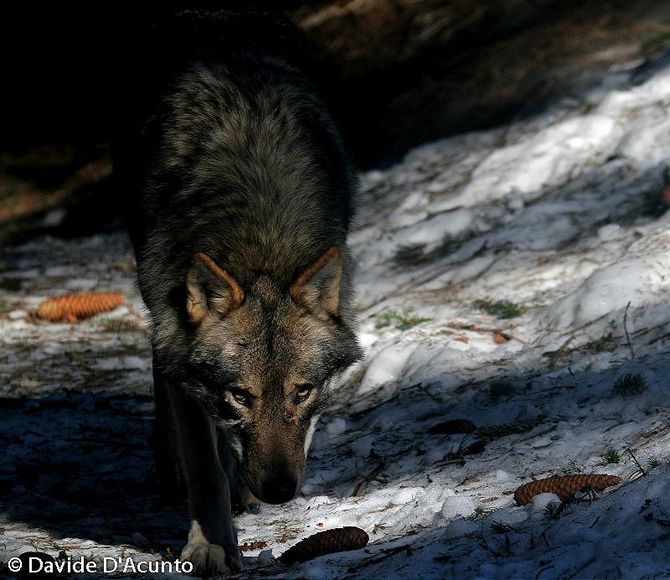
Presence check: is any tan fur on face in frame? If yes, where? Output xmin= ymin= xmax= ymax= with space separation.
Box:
xmin=190 ymin=280 xmax=335 ymax=494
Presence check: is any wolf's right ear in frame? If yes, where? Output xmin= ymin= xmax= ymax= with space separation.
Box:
xmin=290 ymin=246 xmax=343 ymax=317
xmin=186 ymin=253 xmax=244 ymax=324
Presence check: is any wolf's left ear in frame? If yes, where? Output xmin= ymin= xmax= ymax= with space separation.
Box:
xmin=186 ymin=253 xmax=244 ymax=324
xmin=290 ymin=246 xmax=343 ymax=317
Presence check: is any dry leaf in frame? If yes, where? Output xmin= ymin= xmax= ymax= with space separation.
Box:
xmin=493 ymin=331 xmax=511 ymax=344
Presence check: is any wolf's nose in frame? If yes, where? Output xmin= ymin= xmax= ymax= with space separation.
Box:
xmin=261 ymin=475 xmax=299 ymax=504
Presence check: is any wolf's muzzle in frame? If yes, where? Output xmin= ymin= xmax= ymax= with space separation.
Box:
xmin=260 ymin=474 xmax=299 ymax=504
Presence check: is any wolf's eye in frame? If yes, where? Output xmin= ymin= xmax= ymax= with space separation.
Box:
xmin=294 ymin=385 xmax=313 ymax=404
xmin=229 ymin=388 xmax=253 ymax=408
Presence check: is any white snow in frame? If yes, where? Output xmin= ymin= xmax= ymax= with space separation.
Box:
xmin=7 ymin=310 xmax=26 ymax=320
xmin=456 ymin=116 xmax=622 ymax=207
xmin=4 ymin=47 xmax=670 ymax=580
xmin=94 ymin=356 xmax=150 ymax=372
xmin=440 ymin=492 xmax=476 ymax=520
xmin=65 ymin=278 xmax=101 ymax=291
xmin=325 ymin=417 xmax=348 ymax=437
xmin=530 ymin=493 xmax=561 ymax=512
xmin=543 ymin=250 xmax=670 ymax=328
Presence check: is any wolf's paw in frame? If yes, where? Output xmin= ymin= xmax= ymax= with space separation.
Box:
xmin=232 ymin=485 xmax=261 ymax=515
xmin=245 ymin=499 xmax=261 ymax=514
xmin=181 ymin=541 xmax=241 ymax=576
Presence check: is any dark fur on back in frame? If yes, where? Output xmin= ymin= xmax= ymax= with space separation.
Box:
xmin=120 ymin=9 xmax=359 ymax=369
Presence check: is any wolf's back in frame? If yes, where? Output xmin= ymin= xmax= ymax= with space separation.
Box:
xmin=118 ymin=9 xmax=358 ymax=323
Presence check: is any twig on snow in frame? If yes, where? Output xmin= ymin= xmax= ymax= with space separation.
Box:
xmin=353 ymin=463 xmax=385 ymax=497
xmin=623 ymin=301 xmax=635 ymax=360
xmin=627 ymin=448 xmax=646 ymax=478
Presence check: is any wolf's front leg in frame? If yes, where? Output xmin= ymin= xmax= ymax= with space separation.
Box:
xmin=167 ymin=382 xmax=241 ymax=575
xmin=153 ymin=369 xmax=184 ymax=499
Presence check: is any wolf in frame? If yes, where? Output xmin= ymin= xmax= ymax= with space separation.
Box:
xmin=115 ymin=8 xmax=362 ymax=576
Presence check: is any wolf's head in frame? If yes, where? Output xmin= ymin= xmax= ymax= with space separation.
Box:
xmin=179 ymin=247 xmax=361 ymax=504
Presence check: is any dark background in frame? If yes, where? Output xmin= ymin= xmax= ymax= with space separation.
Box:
xmin=2 ymin=0 xmax=670 ymax=240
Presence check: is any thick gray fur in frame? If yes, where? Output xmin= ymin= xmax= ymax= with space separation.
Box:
xmin=118 ymin=9 xmax=362 ymax=575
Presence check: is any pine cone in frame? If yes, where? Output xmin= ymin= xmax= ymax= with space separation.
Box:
xmin=514 ymin=474 xmax=621 ymax=505
xmin=427 ymin=419 xmax=477 ymax=435
xmin=476 ymin=415 xmax=545 ymax=439
xmin=36 ymin=292 xmax=124 ymax=323
xmin=279 ymin=527 xmax=369 ymax=565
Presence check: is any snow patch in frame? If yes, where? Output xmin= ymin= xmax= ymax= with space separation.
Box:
xmin=543 ymin=252 xmax=670 ymax=328
xmin=531 ymin=492 xmax=562 ymax=512
xmin=440 ymin=492 xmax=476 ymax=521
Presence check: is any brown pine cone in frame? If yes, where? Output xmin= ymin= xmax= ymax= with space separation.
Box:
xmin=514 ymin=474 xmax=621 ymax=505
xmin=36 ymin=292 xmax=124 ymax=323
xmin=427 ymin=419 xmax=477 ymax=435
xmin=279 ymin=527 xmax=369 ymax=565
